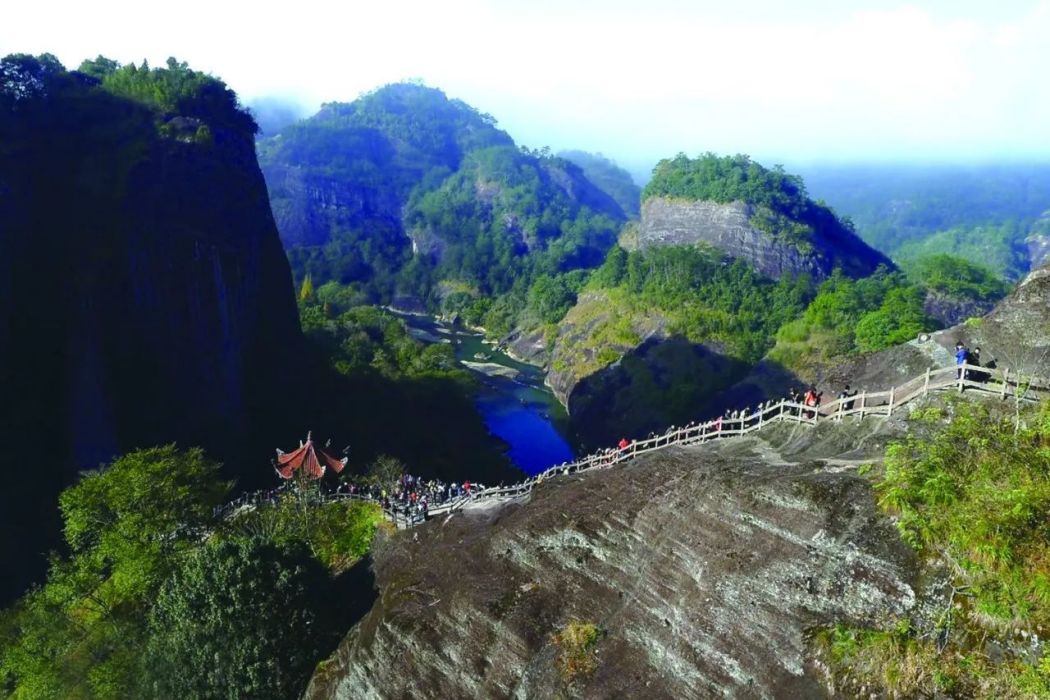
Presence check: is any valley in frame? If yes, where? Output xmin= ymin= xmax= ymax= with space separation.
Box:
xmin=2 ymin=44 xmax=1049 ymax=700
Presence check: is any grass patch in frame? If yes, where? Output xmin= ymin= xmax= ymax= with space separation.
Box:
xmin=814 ymin=400 xmax=1050 ymax=698
xmin=553 ymin=619 xmax=602 ymax=684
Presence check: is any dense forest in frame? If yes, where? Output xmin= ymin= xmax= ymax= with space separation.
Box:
xmin=258 ymin=84 xmax=629 ymax=335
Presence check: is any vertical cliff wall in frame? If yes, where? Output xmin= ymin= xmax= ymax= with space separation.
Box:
xmin=0 ymin=59 xmax=301 ymax=600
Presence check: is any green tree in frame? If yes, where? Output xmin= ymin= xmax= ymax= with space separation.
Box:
xmin=76 ymin=55 xmax=119 ymax=80
xmin=0 ymin=446 xmax=230 ymax=697
xmin=145 ymin=537 xmax=343 ymax=699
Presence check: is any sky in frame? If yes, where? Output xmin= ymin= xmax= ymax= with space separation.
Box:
xmin=4 ymin=0 xmax=1049 ymax=178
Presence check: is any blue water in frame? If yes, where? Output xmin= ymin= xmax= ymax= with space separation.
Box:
xmin=474 ymin=379 xmax=574 ymax=475
xmin=393 ymin=310 xmax=575 ymax=475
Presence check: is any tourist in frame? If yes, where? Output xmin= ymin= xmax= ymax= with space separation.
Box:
xmin=618 ymin=437 xmax=630 ymax=450
xmin=955 ymin=341 xmax=969 ymax=379
xmin=803 ymin=387 xmax=821 ymax=419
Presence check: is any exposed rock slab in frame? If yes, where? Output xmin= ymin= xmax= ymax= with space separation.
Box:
xmin=308 ymin=443 xmax=916 ymax=699
xmin=462 ymin=361 xmax=521 ymax=380
xmin=635 ymin=197 xmax=890 ymax=281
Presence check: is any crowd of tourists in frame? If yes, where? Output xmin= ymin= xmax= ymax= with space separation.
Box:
xmin=334 ymin=475 xmax=487 ymax=521
xmin=285 ymin=342 xmax=1003 ymax=525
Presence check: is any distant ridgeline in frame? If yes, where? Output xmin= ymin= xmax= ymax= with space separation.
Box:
xmin=258 ymin=83 xmax=628 ymax=333
xmin=557 ymin=150 xmax=642 ymax=219
xmin=799 ymin=163 xmax=1050 ymax=280
xmin=0 ymin=54 xmax=302 ymax=600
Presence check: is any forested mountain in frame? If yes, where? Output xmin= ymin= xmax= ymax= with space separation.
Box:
xmin=0 ymin=54 xmax=301 ymax=600
xmin=800 ymin=163 xmax=1050 ymax=279
xmin=558 ymin=150 xmax=641 ymax=218
xmin=636 ymin=153 xmax=891 ymax=280
xmin=537 ymin=156 xmax=1011 ymax=445
xmin=257 ymin=84 xmax=626 ymax=332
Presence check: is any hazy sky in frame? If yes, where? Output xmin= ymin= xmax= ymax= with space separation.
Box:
xmin=4 ymin=0 xmax=1049 ymax=176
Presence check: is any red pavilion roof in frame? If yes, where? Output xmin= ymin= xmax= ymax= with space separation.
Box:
xmin=274 ymin=432 xmax=347 ymax=480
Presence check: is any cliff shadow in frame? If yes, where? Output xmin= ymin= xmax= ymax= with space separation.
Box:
xmin=566 ymin=335 xmax=754 ymax=450
xmin=331 ymin=554 xmax=378 ymax=630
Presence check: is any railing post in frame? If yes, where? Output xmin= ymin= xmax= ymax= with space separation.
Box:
xmin=923 ymin=367 xmax=931 ymax=395
xmin=958 ymin=365 xmax=965 ymax=392
xmin=858 ymin=391 xmax=866 ymax=420
xmin=887 ymin=386 xmax=895 ymax=415
xmin=1002 ymin=368 xmax=1009 ymax=400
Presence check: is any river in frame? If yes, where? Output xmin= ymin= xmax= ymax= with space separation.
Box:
xmin=392 ymin=311 xmax=575 ymax=475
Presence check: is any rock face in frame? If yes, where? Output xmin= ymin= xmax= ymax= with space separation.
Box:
xmin=922 ymin=291 xmax=995 ymax=327
xmin=308 ymin=431 xmax=917 ymax=699
xmin=944 ymin=264 xmax=1050 ymax=375
xmin=636 ymin=198 xmax=891 ymax=281
xmin=1026 ymin=232 xmax=1050 ymax=271
xmin=544 ymin=291 xmax=668 ymax=409
xmin=0 ymin=74 xmax=301 ymax=600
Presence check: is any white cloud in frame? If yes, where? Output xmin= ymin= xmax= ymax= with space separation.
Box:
xmin=2 ymin=0 xmax=1048 ymax=164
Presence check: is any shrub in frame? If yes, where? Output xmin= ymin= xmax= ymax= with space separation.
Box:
xmin=552 ymin=619 xmax=601 ymax=684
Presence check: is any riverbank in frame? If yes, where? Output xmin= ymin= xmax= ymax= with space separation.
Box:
xmin=385 ymin=310 xmax=575 ymax=475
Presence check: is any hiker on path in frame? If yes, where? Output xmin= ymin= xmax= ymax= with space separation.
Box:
xmin=955 ymin=341 xmax=969 ymax=379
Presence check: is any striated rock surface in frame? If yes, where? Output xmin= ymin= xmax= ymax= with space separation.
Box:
xmin=308 ymin=428 xmax=918 ymax=699
xmin=635 ymin=198 xmax=890 ymax=282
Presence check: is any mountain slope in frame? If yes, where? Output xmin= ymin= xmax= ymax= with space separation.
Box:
xmin=307 ymin=427 xmax=917 ymax=699
xmin=559 ymin=150 xmax=641 ymax=218
xmin=257 ymin=84 xmax=627 ymax=323
xmin=800 ymin=163 xmax=1050 ymax=279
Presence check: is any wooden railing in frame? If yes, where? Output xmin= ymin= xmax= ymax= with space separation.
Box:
xmin=429 ymin=363 xmax=1049 ymax=522
xmin=217 ymin=363 xmax=1050 ymax=527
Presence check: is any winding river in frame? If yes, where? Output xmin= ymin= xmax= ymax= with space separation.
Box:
xmin=393 ymin=312 xmax=575 ymax=475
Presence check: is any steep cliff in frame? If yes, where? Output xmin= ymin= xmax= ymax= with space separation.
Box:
xmin=307 ymin=419 xmax=919 ymax=699
xmin=0 ymin=56 xmax=301 ymax=600
xmin=636 ymin=154 xmax=891 ymax=281
xmin=635 ymin=197 xmax=890 ymax=281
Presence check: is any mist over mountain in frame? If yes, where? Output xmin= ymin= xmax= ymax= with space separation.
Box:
xmin=247 ymin=95 xmax=310 ymax=135
xmin=798 ymin=162 xmax=1050 ymax=279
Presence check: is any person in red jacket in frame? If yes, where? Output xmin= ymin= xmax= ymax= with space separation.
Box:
xmin=618 ymin=437 xmax=630 ymax=450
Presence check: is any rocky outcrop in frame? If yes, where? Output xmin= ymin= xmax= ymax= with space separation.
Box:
xmin=635 ymin=198 xmax=891 ymax=281
xmin=1026 ymin=230 xmax=1050 ymax=273
xmin=544 ymin=291 xmax=667 ymax=408
xmin=943 ymin=264 xmax=1050 ymax=375
xmin=922 ymin=291 xmax=995 ymax=327
xmin=308 ymin=428 xmax=917 ymax=699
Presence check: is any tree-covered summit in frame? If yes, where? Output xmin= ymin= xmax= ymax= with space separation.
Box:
xmin=258 ymin=82 xmax=628 ymax=331
xmin=1 ymin=53 xmax=256 ymax=141
xmin=644 ymin=153 xmax=806 ymax=209
xmin=258 ymin=82 xmax=513 ymax=207
xmin=642 ymin=153 xmax=855 ymax=248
